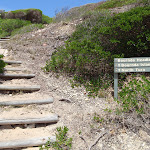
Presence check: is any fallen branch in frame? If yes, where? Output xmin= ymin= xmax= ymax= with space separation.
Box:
xmin=89 ymin=130 xmax=107 ymax=150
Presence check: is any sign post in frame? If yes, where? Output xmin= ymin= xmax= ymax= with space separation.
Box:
xmin=114 ymin=57 xmax=150 ymax=99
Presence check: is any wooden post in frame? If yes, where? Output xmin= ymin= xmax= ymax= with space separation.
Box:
xmin=114 ymin=73 xmax=118 ymax=99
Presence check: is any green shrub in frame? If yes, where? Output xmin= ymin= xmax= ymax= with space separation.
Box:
xmin=10 ymin=8 xmax=42 ymax=14
xmin=0 ymin=19 xmax=31 ymax=37
xmin=117 ymin=75 xmax=150 ymax=114
xmin=0 ymin=8 xmax=52 ymax=37
xmin=100 ymin=6 xmax=150 ymax=58
xmin=42 ymin=14 xmax=53 ymax=24
xmin=45 ymin=6 xmax=149 ymax=96
xmin=0 ymin=55 xmax=6 ymax=73
xmin=40 ymin=126 xmax=72 ymax=150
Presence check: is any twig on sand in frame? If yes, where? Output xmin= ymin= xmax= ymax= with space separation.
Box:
xmin=59 ymin=99 xmax=72 ymax=103
xmin=79 ymin=129 xmax=109 ymax=150
xmin=89 ymin=130 xmax=107 ymax=150
xmin=79 ymin=136 xmax=88 ymax=149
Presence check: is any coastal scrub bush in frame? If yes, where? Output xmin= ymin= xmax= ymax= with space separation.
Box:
xmin=100 ymin=6 xmax=150 ymax=58
xmin=40 ymin=126 xmax=72 ymax=150
xmin=0 ymin=19 xmax=31 ymax=37
xmin=117 ymin=75 xmax=150 ymax=114
xmin=45 ymin=6 xmax=150 ymax=96
xmin=42 ymin=14 xmax=53 ymax=24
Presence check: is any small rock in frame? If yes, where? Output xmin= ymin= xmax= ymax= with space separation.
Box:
xmin=24 ymin=124 xmax=35 ymax=128
xmin=139 ymin=129 xmax=150 ymax=142
xmin=43 ymin=43 xmax=47 ymax=46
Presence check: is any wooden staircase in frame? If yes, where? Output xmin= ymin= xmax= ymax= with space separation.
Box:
xmin=0 ymin=38 xmax=59 ymax=149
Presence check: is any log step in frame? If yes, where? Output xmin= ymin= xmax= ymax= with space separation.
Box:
xmin=0 ymin=85 xmax=40 ymax=91
xmin=0 ymin=39 xmax=10 ymax=41
xmin=0 ymin=97 xmax=53 ymax=106
xmin=0 ymin=114 xmax=58 ymax=125
xmin=0 ymin=37 xmax=10 ymax=39
xmin=3 ymin=60 xmax=22 ymax=64
xmin=0 ymin=40 xmax=9 ymax=43
xmin=0 ymin=73 xmax=35 ymax=79
xmin=0 ymin=135 xmax=56 ymax=149
xmin=4 ymin=67 xmax=23 ymax=71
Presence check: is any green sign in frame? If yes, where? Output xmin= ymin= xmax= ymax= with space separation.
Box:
xmin=115 ymin=67 xmax=150 ymax=73
xmin=115 ymin=62 xmax=150 ymax=67
xmin=114 ymin=57 xmax=150 ymax=99
xmin=114 ymin=57 xmax=150 ymax=63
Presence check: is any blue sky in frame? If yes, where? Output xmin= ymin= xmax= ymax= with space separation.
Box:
xmin=0 ymin=0 xmax=104 ymax=17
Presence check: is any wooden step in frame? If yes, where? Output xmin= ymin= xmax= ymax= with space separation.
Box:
xmin=0 ymin=97 xmax=53 ymax=106
xmin=0 ymin=114 xmax=58 ymax=125
xmin=0 ymin=38 xmax=10 ymax=41
xmin=0 ymin=136 xmax=56 ymax=149
xmin=0 ymin=40 xmax=9 ymax=43
xmin=0 ymin=73 xmax=35 ymax=79
xmin=0 ymin=85 xmax=40 ymax=91
xmin=4 ymin=67 xmax=23 ymax=71
xmin=0 ymin=37 xmax=10 ymax=39
xmin=3 ymin=60 xmax=22 ymax=64
xmin=0 ymin=133 xmax=56 ymax=149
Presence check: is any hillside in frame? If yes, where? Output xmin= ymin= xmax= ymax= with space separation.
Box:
xmin=0 ymin=9 xmax=52 ymax=38
xmin=0 ymin=0 xmax=150 ymax=149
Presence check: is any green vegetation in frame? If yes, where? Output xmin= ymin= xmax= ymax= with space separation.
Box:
xmin=40 ymin=126 xmax=73 ymax=150
xmin=42 ymin=14 xmax=53 ymax=24
xmin=117 ymin=74 xmax=150 ymax=114
xmin=98 ymin=0 xmax=137 ymax=9
xmin=98 ymin=0 xmax=150 ymax=9
xmin=10 ymin=8 xmax=42 ymax=14
xmin=0 ymin=18 xmax=31 ymax=38
xmin=11 ymin=23 xmax=44 ymax=36
xmin=10 ymin=9 xmax=52 ymax=24
xmin=0 ymin=8 xmax=52 ymax=38
xmin=44 ymin=5 xmax=150 ymax=98
xmin=93 ymin=113 xmax=104 ymax=123
xmin=0 ymin=55 xmax=6 ymax=73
